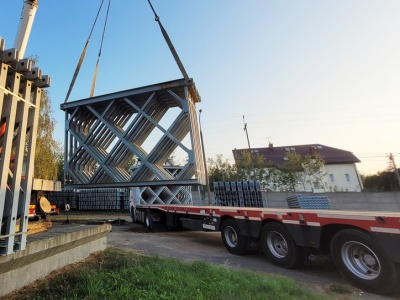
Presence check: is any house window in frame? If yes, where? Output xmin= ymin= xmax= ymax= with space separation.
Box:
xmin=345 ymin=174 xmax=350 ymax=182
xmin=329 ymin=174 xmax=335 ymax=182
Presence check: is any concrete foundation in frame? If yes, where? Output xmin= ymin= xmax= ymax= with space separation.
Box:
xmin=0 ymin=223 xmax=111 ymax=297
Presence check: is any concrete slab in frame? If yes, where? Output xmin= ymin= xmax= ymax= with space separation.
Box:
xmin=0 ymin=222 xmax=111 ymax=297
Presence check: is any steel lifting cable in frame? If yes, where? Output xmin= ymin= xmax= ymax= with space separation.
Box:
xmin=64 ymin=0 xmax=106 ymax=103
xmin=90 ymin=0 xmax=111 ymax=97
xmin=147 ymin=0 xmax=189 ymax=80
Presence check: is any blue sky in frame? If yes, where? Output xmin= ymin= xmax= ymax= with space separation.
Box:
xmin=1 ymin=0 xmax=399 ymax=175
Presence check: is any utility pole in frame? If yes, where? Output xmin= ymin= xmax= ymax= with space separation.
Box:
xmin=389 ymin=153 xmax=400 ymax=188
xmin=199 ymin=109 xmax=212 ymax=205
xmin=243 ymin=115 xmax=255 ymax=180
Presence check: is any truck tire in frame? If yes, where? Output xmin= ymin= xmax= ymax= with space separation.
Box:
xmin=220 ymin=219 xmax=247 ymax=255
xmin=130 ymin=205 xmax=136 ymax=223
xmin=260 ymin=222 xmax=303 ymax=268
xmin=331 ymin=229 xmax=397 ymax=295
xmin=145 ymin=210 xmax=153 ymax=230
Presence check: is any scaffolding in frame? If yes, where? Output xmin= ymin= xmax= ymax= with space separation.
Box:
xmin=0 ymin=37 xmax=50 ymax=255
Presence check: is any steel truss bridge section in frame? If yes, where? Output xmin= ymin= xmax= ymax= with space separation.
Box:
xmin=0 ymin=37 xmax=50 ymax=255
xmin=131 ymin=165 xmax=193 ymax=205
xmin=61 ymin=78 xmax=206 ymax=204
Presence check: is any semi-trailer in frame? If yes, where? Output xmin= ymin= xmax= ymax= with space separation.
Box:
xmin=130 ymin=202 xmax=400 ymax=295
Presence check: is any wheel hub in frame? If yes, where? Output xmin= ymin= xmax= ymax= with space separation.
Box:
xmin=363 ymin=253 xmax=376 ymax=266
xmin=225 ymin=226 xmax=238 ymax=248
xmin=267 ymin=231 xmax=288 ymax=258
xmin=341 ymin=241 xmax=380 ymax=280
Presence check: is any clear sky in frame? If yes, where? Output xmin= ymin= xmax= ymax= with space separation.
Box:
xmin=1 ymin=0 xmax=399 ymax=175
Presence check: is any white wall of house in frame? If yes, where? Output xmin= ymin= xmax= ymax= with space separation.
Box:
xmin=322 ymin=164 xmax=363 ymax=192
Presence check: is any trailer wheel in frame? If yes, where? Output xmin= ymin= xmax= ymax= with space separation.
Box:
xmin=145 ymin=210 xmax=153 ymax=230
xmin=221 ymin=219 xmax=247 ymax=255
xmin=260 ymin=222 xmax=303 ymax=268
xmin=129 ymin=206 xmax=136 ymax=223
xmin=331 ymin=229 xmax=397 ymax=295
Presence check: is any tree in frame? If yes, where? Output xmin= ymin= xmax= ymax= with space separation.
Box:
xmin=362 ymin=171 xmax=399 ymax=191
xmin=362 ymin=156 xmax=400 ymax=191
xmin=297 ymin=152 xmax=326 ymax=191
xmin=56 ymin=150 xmax=65 ymax=182
xmin=27 ymin=56 xmax=62 ymax=181
xmin=234 ymin=150 xmax=275 ymax=190
xmin=275 ymin=151 xmax=325 ymax=192
xmin=207 ymin=154 xmax=237 ymax=187
xmin=34 ymin=89 xmax=62 ymax=180
xmin=207 ymin=151 xmax=325 ymax=192
xmin=274 ymin=151 xmax=303 ymax=191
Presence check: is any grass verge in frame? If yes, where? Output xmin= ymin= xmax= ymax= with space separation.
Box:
xmin=8 ymin=248 xmax=331 ymax=300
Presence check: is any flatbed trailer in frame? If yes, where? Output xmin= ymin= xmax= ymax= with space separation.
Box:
xmin=131 ymin=203 xmax=400 ymax=295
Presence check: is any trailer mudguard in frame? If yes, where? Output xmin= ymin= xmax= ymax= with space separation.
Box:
xmin=235 ymin=219 xmax=262 ymax=239
xmin=284 ymin=224 xmax=322 ymax=249
xmin=372 ymin=232 xmax=400 ymax=263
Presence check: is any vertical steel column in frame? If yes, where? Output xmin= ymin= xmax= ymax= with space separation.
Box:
xmin=0 ymin=69 xmax=21 ymax=254
xmin=0 ymin=37 xmax=48 ymax=254
xmin=18 ymin=85 xmax=42 ymax=250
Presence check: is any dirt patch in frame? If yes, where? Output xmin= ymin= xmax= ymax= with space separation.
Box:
xmin=28 ymin=219 xmax=52 ymax=235
xmin=15 ymin=219 xmax=52 ymax=235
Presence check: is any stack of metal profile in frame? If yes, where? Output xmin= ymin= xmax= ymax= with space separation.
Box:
xmin=213 ymin=181 xmax=263 ymax=207
xmin=286 ymin=194 xmax=331 ymax=210
xmin=49 ymin=188 xmax=129 ymax=211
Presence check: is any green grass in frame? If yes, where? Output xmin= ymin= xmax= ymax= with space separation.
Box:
xmin=14 ymin=248 xmax=331 ymax=300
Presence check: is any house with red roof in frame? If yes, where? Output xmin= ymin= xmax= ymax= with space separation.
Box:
xmin=233 ymin=143 xmax=363 ymax=192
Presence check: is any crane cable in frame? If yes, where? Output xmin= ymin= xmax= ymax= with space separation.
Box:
xmin=90 ymin=0 xmax=111 ymax=97
xmin=64 ymin=0 xmax=106 ymax=103
xmin=147 ymin=0 xmax=189 ymax=80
